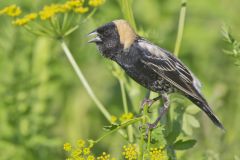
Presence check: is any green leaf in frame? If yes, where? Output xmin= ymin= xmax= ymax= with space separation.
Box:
xmin=173 ymin=139 xmax=197 ymax=150
xmin=182 ymin=114 xmax=193 ymax=135
xmin=166 ymin=121 xmax=181 ymax=144
xmin=103 ymin=124 xmax=119 ymax=131
xmin=186 ymin=105 xmax=201 ymax=115
xmin=187 ymin=114 xmax=200 ymax=128
xmin=151 ymin=125 xmax=167 ymax=146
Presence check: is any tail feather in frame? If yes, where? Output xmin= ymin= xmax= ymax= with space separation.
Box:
xmin=187 ymin=96 xmax=225 ymax=130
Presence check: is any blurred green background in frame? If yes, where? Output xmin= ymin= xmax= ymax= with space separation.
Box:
xmin=0 ymin=0 xmax=240 ymax=159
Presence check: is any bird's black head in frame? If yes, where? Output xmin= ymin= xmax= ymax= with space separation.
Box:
xmin=88 ymin=19 xmax=137 ymax=59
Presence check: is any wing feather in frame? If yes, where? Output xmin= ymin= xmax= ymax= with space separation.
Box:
xmin=138 ymin=39 xmax=202 ymax=100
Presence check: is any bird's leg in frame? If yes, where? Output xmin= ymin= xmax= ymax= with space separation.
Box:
xmin=140 ymin=92 xmax=162 ymax=113
xmin=145 ymin=93 xmax=169 ymax=138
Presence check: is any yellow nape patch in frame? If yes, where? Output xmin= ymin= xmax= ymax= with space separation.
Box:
xmin=113 ymin=19 xmax=137 ymax=49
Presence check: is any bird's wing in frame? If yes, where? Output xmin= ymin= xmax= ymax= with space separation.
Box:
xmin=137 ymin=40 xmax=202 ymax=100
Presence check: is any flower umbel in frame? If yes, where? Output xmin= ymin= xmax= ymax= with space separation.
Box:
xmin=122 ymin=144 xmax=138 ymax=160
xmin=0 ymin=4 xmax=21 ymax=17
xmin=97 ymin=152 xmax=110 ymax=160
xmin=13 ymin=13 xmax=38 ymax=26
xmin=110 ymin=115 xmax=117 ymax=124
xmin=77 ymin=139 xmax=86 ymax=148
xmin=149 ymin=147 xmax=168 ymax=160
xmin=120 ymin=113 xmax=134 ymax=123
xmin=89 ymin=0 xmax=106 ymax=7
xmin=83 ymin=147 xmax=91 ymax=155
xmin=64 ymin=143 xmax=72 ymax=152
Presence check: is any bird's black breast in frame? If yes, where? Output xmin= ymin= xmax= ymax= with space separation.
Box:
xmin=114 ymin=42 xmax=174 ymax=93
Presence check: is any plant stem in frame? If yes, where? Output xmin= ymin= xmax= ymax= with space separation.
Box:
xmin=174 ymin=0 xmax=187 ymax=56
xmin=60 ymin=40 xmax=112 ymax=122
xmin=120 ymin=79 xmax=134 ymax=142
xmin=167 ymin=1 xmax=188 ymax=159
xmin=120 ymin=0 xmax=137 ymax=30
xmin=120 ymin=80 xmax=128 ymax=113
xmin=139 ymin=105 xmax=149 ymax=160
xmin=93 ymin=117 xmax=143 ymax=145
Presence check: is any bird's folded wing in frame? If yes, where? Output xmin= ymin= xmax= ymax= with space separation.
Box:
xmin=139 ymin=46 xmax=202 ymax=101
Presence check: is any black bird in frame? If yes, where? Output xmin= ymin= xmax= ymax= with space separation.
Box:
xmin=88 ymin=19 xmax=224 ymax=131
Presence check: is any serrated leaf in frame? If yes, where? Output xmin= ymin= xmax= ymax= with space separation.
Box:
xmin=173 ymin=139 xmax=197 ymax=150
xmin=103 ymin=124 xmax=119 ymax=131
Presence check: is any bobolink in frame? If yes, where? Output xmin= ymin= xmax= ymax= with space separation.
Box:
xmin=88 ymin=19 xmax=224 ymax=131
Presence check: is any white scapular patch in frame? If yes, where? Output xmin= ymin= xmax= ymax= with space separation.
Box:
xmin=138 ymin=40 xmax=167 ymax=58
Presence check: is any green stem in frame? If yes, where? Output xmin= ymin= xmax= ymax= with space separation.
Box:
xmin=174 ymin=0 xmax=187 ymax=57
xmin=120 ymin=80 xmax=128 ymax=113
xmin=139 ymin=105 xmax=150 ymax=160
xmin=119 ymin=80 xmax=134 ymax=142
xmin=93 ymin=117 xmax=143 ymax=145
xmin=60 ymin=40 xmax=112 ymax=122
xmin=120 ymin=0 xmax=137 ymax=30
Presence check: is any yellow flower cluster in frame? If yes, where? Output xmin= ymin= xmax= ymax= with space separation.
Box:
xmin=38 ymin=0 xmax=98 ymax=20
xmin=13 ymin=13 xmax=38 ymax=26
xmin=96 ymin=152 xmax=115 ymax=160
xmin=64 ymin=142 xmax=72 ymax=152
xmin=0 ymin=4 xmax=21 ymax=17
xmin=110 ymin=115 xmax=117 ymax=123
xmin=89 ymin=0 xmax=106 ymax=7
xmin=1 ymin=0 xmax=105 ymax=28
xmin=64 ymin=139 xmax=115 ymax=160
xmin=63 ymin=139 xmax=94 ymax=159
xmin=149 ymin=147 xmax=167 ymax=160
xmin=120 ymin=112 xmax=134 ymax=123
xmin=122 ymin=144 xmax=138 ymax=160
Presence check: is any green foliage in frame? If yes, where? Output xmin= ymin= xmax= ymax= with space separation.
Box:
xmin=0 ymin=0 xmax=240 ymax=160
xmin=222 ymin=26 xmax=240 ymax=66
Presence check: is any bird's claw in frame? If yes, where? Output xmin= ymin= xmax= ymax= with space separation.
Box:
xmin=140 ymin=99 xmax=154 ymax=114
xmin=145 ymin=123 xmax=158 ymax=139
xmin=139 ymin=122 xmax=158 ymax=139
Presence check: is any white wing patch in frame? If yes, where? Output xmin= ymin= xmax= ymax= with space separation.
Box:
xmin=138 ymin=40 xmax=167 ymax=58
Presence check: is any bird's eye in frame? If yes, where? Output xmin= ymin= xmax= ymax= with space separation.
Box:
xmin=104 ymin=30 xmax=112 ymax=36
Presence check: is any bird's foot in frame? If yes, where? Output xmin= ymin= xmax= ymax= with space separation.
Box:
xmin=139 ymin=122 xmax=158 ymax=139
xmin=140 ymin=99 xmax=154 ymax=113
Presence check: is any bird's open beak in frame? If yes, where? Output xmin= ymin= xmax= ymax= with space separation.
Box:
xmin=87 ymin=31 xmax=102 ymax=43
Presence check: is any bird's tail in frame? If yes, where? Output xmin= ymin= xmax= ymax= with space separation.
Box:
xmin=187 ymin=95 xmax=225 ymax=130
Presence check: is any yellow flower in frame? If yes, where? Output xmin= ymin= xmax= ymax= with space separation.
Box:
xmin=77 ymin=139 xmax=85 ymax=148
xmin=110 ymin=115 xmax=117 ymax=123
xmin=120 ymin=113 xmax=134 ymax=123
xmin=87 ymin=155 xmax=96 ymax=160
xmin=97 ymin=152 xmax=111 ymax=160
xmin=83 ymin=147 xmax=91 ymax=155
xmin=71 ymin=149 xmax=82 ymax=158
xmin=39 ymin=5 xmax=56 ymax=20
xmin=0 ymin=4 xmax=21 ymax=17
xmin=74 ymin=7 xmax=89 ymax=14
xmin=66 ymin=0 xmax=83 ymax=8
xmin=39 ymin=4 xmax=69 ymax=20
xmin=149 ymin=147 xmax=167 ymax=160
xmin=63 ymin=143 xmax=72 ymax=152
xmin=25 ymin=13 xmax=38 ymax=20
xmin=13 ymin=13 xmax=37 ymax=26
xmin=122 ymin=144 xmax=138 ymax=160
xmin=88 ymin=0 xmax=105 ymax=7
